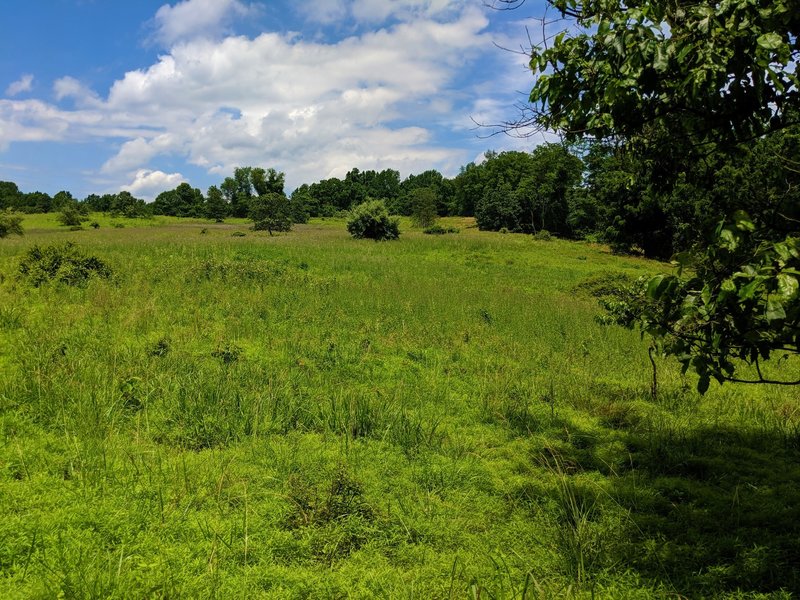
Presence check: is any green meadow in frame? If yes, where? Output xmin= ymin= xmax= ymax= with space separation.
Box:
xmin=1 ymin=216 xmax=798 ymax=598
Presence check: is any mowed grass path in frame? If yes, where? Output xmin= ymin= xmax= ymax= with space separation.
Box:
xmin=1 ymin=217 xmax=798 ymax=598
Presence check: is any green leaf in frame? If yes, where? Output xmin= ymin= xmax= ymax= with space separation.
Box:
xmin=654 ymin=45 xmax=668 ymax=72
xmin=731 ymin=210 xmax=755 ymax=232
xmin=766 ymin=298 xmax=786 ymax=322
xmin=719 ymin=228 xmax=738 ymax=250
xmin=777 ymin=274 xmax=799 ymax=299
xmin=646 ymin=274 xmax=674 ymax=300
xmin=757 ymin=32 xmax=783 ymax=50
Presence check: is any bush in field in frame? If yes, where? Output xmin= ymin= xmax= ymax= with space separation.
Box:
xmin=249 ymin=193 xmax=292 ymax=235
xmin=0 ymin=211 xmax=23 ymax=238
xmin=346 ymin=200 xmax=400 ymax=241
xmin=18 ymin=242 xmax=112 ymax=287
xmin=57 ymin=203 xmax=89 ymax=227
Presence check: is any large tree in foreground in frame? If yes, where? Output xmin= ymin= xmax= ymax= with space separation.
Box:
xmin=517 ymin=0 xmax=800 ymax=389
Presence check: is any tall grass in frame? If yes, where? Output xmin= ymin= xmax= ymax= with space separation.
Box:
xmin=0 ymin=216 xmax=798 ymax=597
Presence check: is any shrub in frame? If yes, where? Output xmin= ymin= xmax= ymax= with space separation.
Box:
xmin=0 ymin=211 xmax=23 ymax=238
xmin=533 ymin=229 xmax=553 ymax=241
xmin=346 ymin=200 xmax=400 ymax=241
xmin=57 ymin=205 xmax=89 ymax=227
xmin=18 ymin=242 xmax=113 ymax=287
xmin=89 ymin=221 xmax=100 ymax=229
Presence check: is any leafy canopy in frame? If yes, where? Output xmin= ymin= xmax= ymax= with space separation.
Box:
xmin=528 ymin=0 xmax=799 ymax=148
xmin=522 ymin=0 xmax=800 ymax=388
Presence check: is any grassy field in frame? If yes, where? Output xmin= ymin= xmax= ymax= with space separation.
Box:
xmin=0 ymin=215 xmax=798 ymax=598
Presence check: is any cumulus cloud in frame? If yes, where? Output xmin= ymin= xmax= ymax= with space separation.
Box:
xmin=5 ymin=74 xmax=34 ymax=97
xmin=123 ymin=169 xmax=185 ymax=199
xmin=1 ymin=4 xmax=502 ymax=192
xmin=152 ymin=0 xmax=258 ymax=46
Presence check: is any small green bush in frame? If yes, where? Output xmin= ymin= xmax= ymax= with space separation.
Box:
xmin=346 ymin=200 xmax=400 ymax=241
xmin=18 ymin=242 xmax=113 ymax=287
xmin=57 ymin=204 xmax=89 ymax=227
xmin=0 ymin=211 xmax=23 ymax=238
xmin=533 ymin=229 xmax=553 ymax=241
xmin=89 ymin=221 xmax=100 ymax=229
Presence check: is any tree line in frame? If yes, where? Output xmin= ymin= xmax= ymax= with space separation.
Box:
xmin=5 ymin=132 xmax=797 ymax=260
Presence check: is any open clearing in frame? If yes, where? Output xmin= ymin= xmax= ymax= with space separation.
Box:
xmin=1 ymin=217 xmax=798 ymax=598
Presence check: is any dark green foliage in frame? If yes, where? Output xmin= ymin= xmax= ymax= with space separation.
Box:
xmin=205 ymin=185 xmax=228 ymax=221
xmin=289 ymin=185 xmax=314 ymax=222
xmin=52 ymin=190 xmax=74 ymax=211
xmin=346 ymin=200 xmax=400 ymax=241
xmin=0 ymin=181 xmax=22 ymax=210
xmin=0 ymin=210 xmax=23 ymax=238
xmin=57 ymin=202 xmax=89 ymax=227
xmin=308 ymin=177 xmax=362 ymax=215
xmin=110 ymin=191 xmax=151 ymax=218
xmin=10 ymin=191 xmax=53 ymax=213
xmin=516 ymin=144 xmax=583 ymax=235
xmin=466 ymin=146 xmax=582 ymax=234
xmin=18 ymin=242 xmax=112 ymax=287
xmin=409 ymin=187 xmax=438 ymax=228
xmin=528 ymin=0 xmax=798 ymax=150
xmin=153 ymin=183 xmax=205 ymax=218
xmin=400 ymin=169 xmax=454 ymax=216
xmin=475 ymin=181 xmax=520 ymax=232
xmin=249 ymin=192 xmax=293 ymax=235
xmin=251 ymin=167 xmax=285 ymax=196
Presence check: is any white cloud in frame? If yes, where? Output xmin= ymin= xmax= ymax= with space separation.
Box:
xmin=351 ymin=0 xmax=464 ymax=23
xmin=6 ymin=74 xmax=34 ymax=97
xmin=303 ymin=0 xmax=348 ymax=24
xmin=122 ymin=169 xmax=185 ymax=199
xmin=1 ymin=5 xmax=500 ymax=192
xmin=101 ymin=134 xmax=179 ymax=174
xmin=301 ymin=0 xmax=467 ymax=24
xmin=54 ymin=77 xmax=102 ymax=108
xmin=152 ymin=0 xmax=258 ymax=46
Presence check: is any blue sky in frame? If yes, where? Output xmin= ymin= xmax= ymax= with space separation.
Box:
xmin=0 ymin=0 xmax=551 ymax=199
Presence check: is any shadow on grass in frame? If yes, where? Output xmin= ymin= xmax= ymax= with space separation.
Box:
xmin=612 ymin=423 xmax=800 ymax=596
